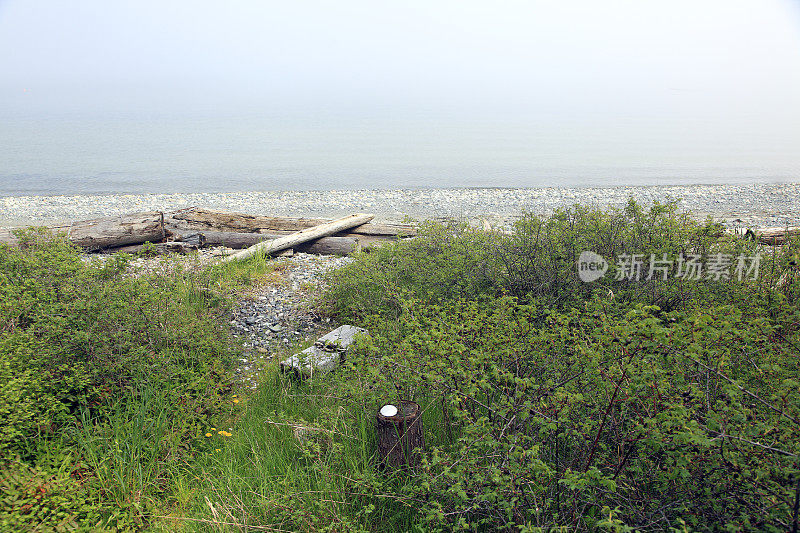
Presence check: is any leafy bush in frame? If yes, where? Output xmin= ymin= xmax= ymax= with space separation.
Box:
xmin=324 ymin=200 xmax=751 ymax=322
xmin=318 ymin=202 xmax=800 ymax=531
xmin=330 ymin=295 xmax=800 ymax=531
xmin=0 ymin=229 xmax=242 ymax=528
xmin=0 ymin=230 xmax=236 ymax=456
xmin=324 ymin=219 xmax=505 ymax=319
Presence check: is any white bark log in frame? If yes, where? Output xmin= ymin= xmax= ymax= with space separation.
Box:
xmin=221 ymin=213 xmax=373 ymax=262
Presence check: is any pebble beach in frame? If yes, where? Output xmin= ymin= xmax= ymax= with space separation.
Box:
xmin=2 ymin=182 xmax=800 ymax=230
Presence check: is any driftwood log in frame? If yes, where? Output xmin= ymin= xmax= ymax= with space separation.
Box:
xmin=222 ymin=213 xmax=374 ymax=262
xmin=0 ymin=213 xmax=165 ymax=250
xmin=66 ymin=212 xmax=165 ymax=251
xmin=746 ymin=227 xmax=800 ymax=245
xmin=168 ymin=229 xmax=358 ymax=255
xmin=165 ymin=207 xmax=416 ymax=238
xmin=376 ymin=401 xmax=425 ymax=469
xmin=0 ymin=229 xmax=19 ymax=246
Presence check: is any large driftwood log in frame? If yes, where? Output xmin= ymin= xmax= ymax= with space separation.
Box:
xmin=1 ymin=216 xmax=165 ymax=250
xmin=221 ymin=214 xmax=374 ymax=262
xmin=748 ymin=227 xmax=800 ymax=245
xmin=168 ymin=229 xmax=358 ymax=255
xmin=376 ymin=401 xmax=425 ymax=469
xmin=296 ymin=237 xmax=358 ymax=256
xmin=166 ymin=207 xmax=415 ymax=237
xmin=66 ymin=212 xmax=165 ymax=251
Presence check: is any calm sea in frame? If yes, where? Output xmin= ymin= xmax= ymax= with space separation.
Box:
xmin=0 ymin=112 xmax=796 ymax=196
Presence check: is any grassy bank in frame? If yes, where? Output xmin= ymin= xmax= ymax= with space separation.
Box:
xmin=2 ymin=200 xmax=800 ymax=531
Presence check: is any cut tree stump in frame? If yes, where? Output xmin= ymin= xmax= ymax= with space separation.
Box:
xmin=281 ymin=325 xmax=368 ymax=378
xmin=221 ymin=213 xmax=373 ymax=262
xmin=376 ymin=401 xmax=425 ymax=469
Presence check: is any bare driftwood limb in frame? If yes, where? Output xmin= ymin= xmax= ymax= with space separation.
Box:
xmin=165 ymin=207 xmax=415 ymax=237
xmin=221 ymin=214 xmax=373 ymax=262
xmin=67 ymin=211 xmax=165 ymax=251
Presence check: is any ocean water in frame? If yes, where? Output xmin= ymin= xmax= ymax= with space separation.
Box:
xmin=0 ymin=112 xmax=797 ymax=196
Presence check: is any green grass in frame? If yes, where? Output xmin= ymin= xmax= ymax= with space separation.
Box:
xmin=165 ymin=361 xmax=448 ymax=532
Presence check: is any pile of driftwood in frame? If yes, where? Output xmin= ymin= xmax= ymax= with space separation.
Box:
xmin=0 ymin=207 xmax=417 ymax=257
xmin=741 ymin=227 xmax=800 ymax=245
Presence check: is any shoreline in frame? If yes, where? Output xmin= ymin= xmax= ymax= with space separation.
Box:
xmin=2 ymin=183 xmax=799 ymax=230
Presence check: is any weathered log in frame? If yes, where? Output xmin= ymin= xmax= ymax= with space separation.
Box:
xmin=296 ymin=237 xmax=358 ymax=255
xmin=745 ymin=227 xmax=800 ymax=245
xmin=281 ymin=325 xmax=368 ymax=378
xmin=168 ymin=229 xmax=358 ymax=254
xmin=376 ymin=401 xmax=425 ymax=469
xmin=177 ymin=232 xmax=206 ymax=247
xmin=166 ymin=207 xmax=415 ymax=237
xmin=222 ymin=213 xmax=373 ymax=262
xmin=0 ymin=229 xmax=19 ymax=246
xmin=105 ymin=241 xmax=198 ymax=255
xmin=66 ymin=211 xmax=165 ymax=250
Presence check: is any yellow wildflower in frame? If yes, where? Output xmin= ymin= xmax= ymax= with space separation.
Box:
xmin=205 ymin=432 xmax=212 ymax=437
xmin=233 ymin=399 xmax=240 ymax=404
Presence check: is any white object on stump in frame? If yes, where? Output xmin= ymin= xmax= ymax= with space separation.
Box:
xmin=379 ymin=404 xmax=398 ymax=417
xmin=280 ymin=325 xmax=368 ymax=378
xmin=221 ymin=213 xmax=374 ymax=262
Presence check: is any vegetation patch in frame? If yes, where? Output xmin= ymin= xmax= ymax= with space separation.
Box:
xmin=3 ymin=202 xmax=800 ymax=531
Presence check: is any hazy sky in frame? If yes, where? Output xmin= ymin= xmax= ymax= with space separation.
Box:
xmin=2 ymin=0 xmax=799 ymax=118
xmin=1 ymin=0 xmax=800 ymax=187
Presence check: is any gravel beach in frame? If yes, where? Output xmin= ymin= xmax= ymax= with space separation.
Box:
xmin=2 ymin=182 xmax=800 ymax=230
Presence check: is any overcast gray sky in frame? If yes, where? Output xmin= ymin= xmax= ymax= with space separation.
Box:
xmin=1 ymin=0 xmax=799 ymax=118
xmin=1 ymin=0 xmax=800 ymax=182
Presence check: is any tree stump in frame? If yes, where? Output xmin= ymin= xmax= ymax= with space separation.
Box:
xmin=376 ymin=401 xmax=424 ymax=469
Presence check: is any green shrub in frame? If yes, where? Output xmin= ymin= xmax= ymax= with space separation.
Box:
xmin=0 ymin=231 xmax=236 ymax=457
xmin=317 ymin=201 xmax=800 ymax=531
xmin=330 ymin=295 xmax=800 ymax=531
xmin=324 ymin=200 xmax=757 ymax=323
xmin=323 ymin=219 xmax=500 ymax=320
xmin=0 ymin=229 xmax=243 ymax=529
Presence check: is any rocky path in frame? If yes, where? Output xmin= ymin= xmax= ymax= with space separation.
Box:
xmin=226 ymin=253 xmax=353 ymax=388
